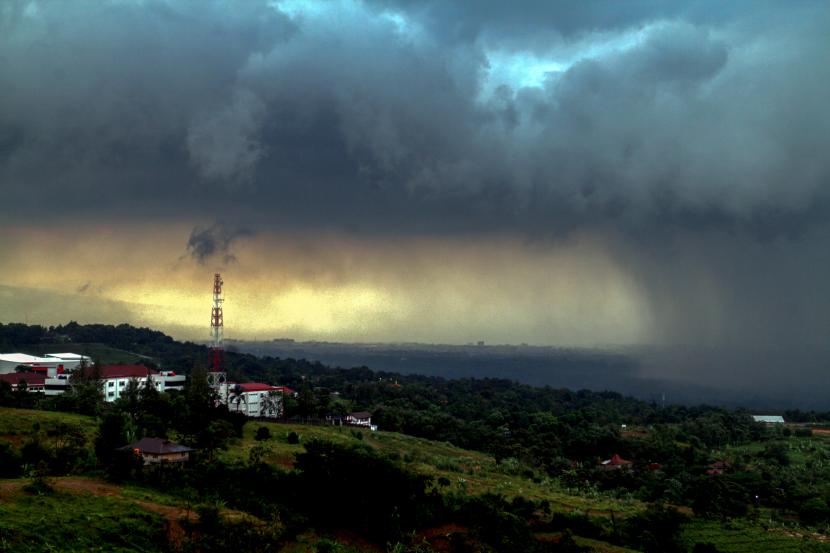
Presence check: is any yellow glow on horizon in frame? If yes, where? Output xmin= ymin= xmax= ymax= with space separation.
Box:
xmin=0 ymin=222 xmax=654 ymax=346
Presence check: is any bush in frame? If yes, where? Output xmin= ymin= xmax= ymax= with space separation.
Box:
xmin=0 ymin=443 xmax=22 ymax=478
xmin=287 ymin=431 xmax=300 ymax=445
xmin=799 ymin=497 xmax=830 ymax=525
xmin=692 ymin=543 xmax=721 ymax=553
xmin=255 ymin=426 xmax=271 ymax=441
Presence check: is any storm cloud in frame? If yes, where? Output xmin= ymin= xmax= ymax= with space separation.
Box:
xmin=185 ymin=223 xmax=253 ymax=265
xmin=1 ymin=0 xmax=830 ymax=356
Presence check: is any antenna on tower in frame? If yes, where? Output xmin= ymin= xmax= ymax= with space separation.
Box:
xmin=207 ymin=272 xmax=227 ymax=403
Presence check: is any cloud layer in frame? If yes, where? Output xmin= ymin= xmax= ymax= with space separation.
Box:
xmin=1 ymin=1 xmax=829 ymax=352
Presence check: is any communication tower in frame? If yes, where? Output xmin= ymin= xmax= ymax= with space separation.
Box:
xmin=207 ymin=273 xmax=228 ymax=402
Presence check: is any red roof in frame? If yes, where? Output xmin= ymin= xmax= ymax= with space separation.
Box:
xmin=272 ymin=386 xmax=295 ymax=394
xmin=120 ymin=437 xmax=193 ymax=454
xmin=604 ymin=454 xmax=632 ymax=466
xmin=94 ymin=365 xmax=158 ymax=379
xmin=0 ymin=372 xmax=46 ymax=386
xmin=235 ymin=383 xmax=278 ymax=393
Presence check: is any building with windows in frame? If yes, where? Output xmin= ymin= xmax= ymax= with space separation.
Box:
xmin=97 ymin=365 xmax=185 ymax=402
xmin=226 ymin=383 xmax=286 ymax=418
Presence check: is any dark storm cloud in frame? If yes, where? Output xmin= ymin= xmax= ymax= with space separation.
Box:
xmin=1 ymin=0 xmax=827 ymax=237
xmin=185 ymin=223 xmax=253 ymax=265
xmin=2 ymin=0 xmax=830 ymax=350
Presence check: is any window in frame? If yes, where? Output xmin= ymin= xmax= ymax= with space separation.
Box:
xmin=107 ymin=392 xmax=114 ymax=397
xmin=108 ymin=381 xmax=114 ymax=387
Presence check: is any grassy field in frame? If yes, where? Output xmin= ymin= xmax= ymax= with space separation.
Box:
xmin=683 ymin=518 xmax=830 ymax=553
xmin=0 ymin=407 xmax=98 ymax=449
xmin=6 ymin=408 xmax=830 ymax=552
xmin=222 ymin=419 xmax=646 ymax=516
xmin=0 ymin=407 xmax=642 ymax=516
xmin=0 ymin=487 xmax=167 ymax=552
xmin=17 ymin=343 xmax=153 ymax=365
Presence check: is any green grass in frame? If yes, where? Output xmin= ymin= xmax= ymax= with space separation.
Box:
xmin=683 ymin=518 xmax=830 ymax=553
xmin=223 ymin=420 xmax=646 ymax=516
xmin=0 ymin=487 xmax=167 ymax=552
xmin=17 ymin=343 xmax=152 ymax=365
xmin=0 ymin=407 xmax=98 ymax=447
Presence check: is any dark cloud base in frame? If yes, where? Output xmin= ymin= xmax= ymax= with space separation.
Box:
xmin=1 ymin=0 xmax=829 ymax=356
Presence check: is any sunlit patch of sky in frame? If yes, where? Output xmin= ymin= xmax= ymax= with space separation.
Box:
xmin=478 ymin=25 xmax=653 ymax=102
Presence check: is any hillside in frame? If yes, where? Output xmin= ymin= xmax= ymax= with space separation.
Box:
xmin=4 ymin=407 xmax=830 ymax=552
xmin=5 ymin=324 xmax=830 ymax=551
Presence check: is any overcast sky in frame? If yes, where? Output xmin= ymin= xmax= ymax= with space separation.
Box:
xmin=1 ymin=0 xmax=829 ymax=350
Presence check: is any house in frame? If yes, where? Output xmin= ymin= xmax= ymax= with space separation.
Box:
xmin=344 ymin=411 xmax=377 ymax=431
xmin=226 ymin=383 xmax=284 ymax=418
xmin=121 ymin=437 xmax=193 ymax=465
xmin=600 ymin=454 xmax=632 ymax=470
xmin=753 ymin=415 xmax=785 ymax=424
xmin=706 ymin=460 xmax=732 ymax=475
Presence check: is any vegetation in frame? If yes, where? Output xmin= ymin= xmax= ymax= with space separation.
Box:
xmin=3 ymin=322 xmax=830 ymax=551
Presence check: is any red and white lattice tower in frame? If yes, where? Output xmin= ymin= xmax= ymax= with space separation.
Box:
xmin=207 ymin=273 xmax=228 ymax=402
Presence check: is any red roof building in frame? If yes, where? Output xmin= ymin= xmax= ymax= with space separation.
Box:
xmin=95 ymin=365 xmax=158 ymax=379
xmin=0 ymin=372 xmax=46 ymax=390
xmin=601 ymin=454 xmax=633 ymax=470
xmin=235 ymin=383 xmax=279 ymax=393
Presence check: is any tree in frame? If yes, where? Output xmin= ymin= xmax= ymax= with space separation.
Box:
xmin=66 ymin=360 xmax=104 ymax=416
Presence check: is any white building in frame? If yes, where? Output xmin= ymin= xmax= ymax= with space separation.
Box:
xmin=0 ymin=352 xmax=91 ymax=375
xmin=45 ymin=353 xmax=92 ymax=370
xmin=344 ymin=411 xmax=377 ymax=431
xmin=226 ymin=383 xmax=285 ymax=419
xmin=97 ymin=365 xmax=186 ymax=402
xmin=753 ymin=415 xmax=785 ymax=424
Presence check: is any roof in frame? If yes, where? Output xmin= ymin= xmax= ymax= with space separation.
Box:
xmin=232 ymin=382 xmax=280 ymax=393
xmin=93 ymin=365 xmax=158 ymax=379
xmin=46 ymin=353 xmax=90 ymax=360
xmin=0 ymin=372 xmax=46 ymax=386
xmin=347 ymin=411 xmax=372 ymax=419
xmin=0 ymin=353 xmax=61 ymax=364
xmin=602 ymin=454 xmax=632 ymax=466
xmin=753 ymin=415 xmax=785 ymax=423
xmin=121 ymin=437 xmax=193 ymax=454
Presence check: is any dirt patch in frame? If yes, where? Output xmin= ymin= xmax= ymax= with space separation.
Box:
xmin=55 ymin=477 xmax=196 ymax=544
xmin=0 ymin=434 xmax=24 ymax=447
xmin=52 ymin=477 xmax=122 ymax=497
xmin=775 ymin=529 xmax=830 ymax=542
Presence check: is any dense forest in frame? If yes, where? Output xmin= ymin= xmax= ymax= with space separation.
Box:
xmin=3 ymin=322 xmax=830 ymax=552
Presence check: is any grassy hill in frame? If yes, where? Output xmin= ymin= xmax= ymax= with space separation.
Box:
xmin=223 ymin=420 xmax=645 ymax=516
xmin=12 ymin=343 xmax=153 ymax=365
xmin=4 ymin=407 xmax=830 ymax=552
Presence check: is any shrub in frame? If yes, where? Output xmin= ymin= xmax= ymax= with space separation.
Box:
xmin=799 ymin=497 xmax=830 ymax=525
xmin=255 ymin=426 xmax=271 ymax=441
xmin=287 ymin=431 xmax=300 ymax=444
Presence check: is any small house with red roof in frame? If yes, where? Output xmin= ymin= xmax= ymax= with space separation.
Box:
xmin=600 ymin=454 xmax=633 ymax=470
xmin=120 ymin=437 xmax=193 ymax=465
